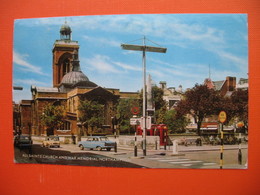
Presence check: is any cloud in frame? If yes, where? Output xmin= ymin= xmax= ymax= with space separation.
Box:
xmin=13 ymin=51 xmax=47 ymax=75
xmin=82 ymin=54 xmax=143 ymax=74
xmin=113 ymin=61 xmax=142 ymax=72
xmin=217 ymin=50 xmax=248 ymax=69
xmin=170 ymin=22 xmax=224 ymax=44
xmin=13 ymin=79 xmax=49 ymax=86
xmin=82 ymin=55 xmax=122 ymax=74
xmin=82 ymin=35 xmax=121 ymax=47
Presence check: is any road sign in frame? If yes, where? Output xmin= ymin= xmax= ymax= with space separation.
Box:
xmin=131 ymin=107 xmax=140 ymax=115
xmin=130 ymin=118 xmax=141 ymax=125
xmin=140 ymin=116 xmax=152 ymax=129
xmin=218 ymin=111 xmax=227 ymax=123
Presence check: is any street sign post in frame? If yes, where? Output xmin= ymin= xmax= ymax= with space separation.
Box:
xmin=218 ymin=111 xmax=227 ymax=169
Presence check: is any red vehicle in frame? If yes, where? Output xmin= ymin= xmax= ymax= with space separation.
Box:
xmin=137 ymin=124 xmax=169 ymax=146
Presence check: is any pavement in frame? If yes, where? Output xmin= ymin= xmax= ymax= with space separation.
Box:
xmin=48 ymin=142 xmax=248 ymax=169
xmin=117 ymin=143 xmax=248 ymax=153
xmin=114 ymin=144 xmax=248 ymax=169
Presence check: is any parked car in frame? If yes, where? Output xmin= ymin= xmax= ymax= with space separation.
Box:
xmin=42 ymin=136 xmax=60 ymax=148
xmin=78 ymin=136 xmax=116 ymax=151
xmin=14 ymin=134 xmax=33 ymax=148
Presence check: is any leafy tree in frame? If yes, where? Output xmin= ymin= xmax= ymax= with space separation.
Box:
xmin=164 ymin=109 xmax=189 ymax=133
xmin=176 ymin=84 xmax=222 ymax=135
xmin=152 ymin=86 xmax=165 ymax=111
xmin=230 ymin=89 xmax=248 ymax=131
xmin=156 ymin=103 xmax=168 ymax=124
xmin=212 ymin=89 xmax=248 ymax=129
xmin=41 ymin=104 xmax=65 ymax=136
xmin=78 ymin=100 xmax=104 ymax=134
xmin=116 ymin=98 xmax=140 ymax=134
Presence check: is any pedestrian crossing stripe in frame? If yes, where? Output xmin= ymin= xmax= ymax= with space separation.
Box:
xmin=147 ymin=157 xmax=178 ymax=160
xmin=147 ymin=157 xmax=217 ymax=167
xmin=158 ymin=159 xmax=190 ymax=162
xmin=169 ymin=160 xmax=203 ymax=164
xmin=203 ymin=162 xmax=216 ymax=166
xmin=182 ymin=164 xmax=193 ymax=167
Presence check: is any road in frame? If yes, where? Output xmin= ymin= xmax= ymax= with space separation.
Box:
xmin=14 ymin=143 xmax=145 ymax=168
xmin=14 ymin=142 xmax=248 ymax=169
xmin=100 ymin=145 xmax=248 ymax=169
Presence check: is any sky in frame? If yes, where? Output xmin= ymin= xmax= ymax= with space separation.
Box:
xmin=13 ymin=14 xmax=248 ymax=103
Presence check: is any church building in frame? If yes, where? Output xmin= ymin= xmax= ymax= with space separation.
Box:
xmin=16 ymin=22 xmax=139 ymax=137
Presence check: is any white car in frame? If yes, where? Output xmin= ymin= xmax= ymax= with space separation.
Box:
xmin=42 ymin=136 xmax=60 ymax=148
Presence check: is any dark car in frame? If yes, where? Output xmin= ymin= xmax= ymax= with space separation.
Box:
xmin=14 ymin=135 xmax=33 ymax=148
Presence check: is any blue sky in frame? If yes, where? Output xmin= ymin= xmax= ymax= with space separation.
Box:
xmin=13 ymin=14 xmax=248 ymax=103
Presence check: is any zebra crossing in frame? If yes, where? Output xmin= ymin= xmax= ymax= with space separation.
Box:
xmin=147 ymin=156 xmax=217 ymax=167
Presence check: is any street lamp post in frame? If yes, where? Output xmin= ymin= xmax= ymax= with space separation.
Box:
xmin=121 ymin=37 xmax=167 ymax=156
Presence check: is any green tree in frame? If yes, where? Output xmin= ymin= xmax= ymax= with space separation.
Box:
xmin=164 ymin=109 xmax=189 ymax=133
xmin=152 ymin=86 xmax=165 ymax=111
xmin=230 ymin=89 xmax=248 ymax=131
xmin=41 ymin=104 xmax=65 ymax=136
xmin=116 ymin=98 xmax=140 ymax=134
xmin=176 ymin=84 xmax=222 ymax=135
xmin=156 ymin=103 xmax=168 ymax=124
xmin=212 ymin=89 xmax=248 ymax=128
xmin=78 ymin=100 xmax=104 ymax=134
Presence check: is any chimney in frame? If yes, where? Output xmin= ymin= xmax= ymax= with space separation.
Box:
xmin=226 ymin=76 xmax=236 ymax=91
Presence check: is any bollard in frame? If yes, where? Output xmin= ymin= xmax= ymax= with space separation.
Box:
xmin=164 ymin=132 xmax=167 ymax=150
xmin=238 ymin=149 xmax=242 ymax=165
xmin=134 ymin=133 xmax=137 ymax=157
xmin=155 ymin=139 xmax=158 ymax=150
xmin=245 ymin=158 xmax=248 ymax=168
xmin=114 ymin=142 xmax=117 ymax=153
xmin=143 ymin=139 xmax=146 ymax=156
xmin=238 ymin=133 xmax=242 ymax=165
xmin=172 ymin=140 xmax=178 ymax=155
xmin=220 ymin=130 xmax=224 ymax=169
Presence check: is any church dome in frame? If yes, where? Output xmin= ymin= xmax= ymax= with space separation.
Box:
xmin=60 ymin=71 xmax=97 ymax=88
xmin=60 ymin=23 xmax=72 ymax=34
xmin=61 ymin=71 xmax=89 ymax=85
xmin=60 ymin=22 xmax=72 ymax=40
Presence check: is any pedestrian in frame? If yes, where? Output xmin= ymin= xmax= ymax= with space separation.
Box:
xmin=196 ymin=137 xmax=202 ymax=146
xmin=209 ymin=135 xmax=214 ymax=145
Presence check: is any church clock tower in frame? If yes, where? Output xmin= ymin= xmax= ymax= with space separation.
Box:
xmin=52 ymin=22 xmax=79 ymax=87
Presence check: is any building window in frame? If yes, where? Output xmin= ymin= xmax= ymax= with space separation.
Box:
xmin=58 ymin=121 xmax=71 ymax=131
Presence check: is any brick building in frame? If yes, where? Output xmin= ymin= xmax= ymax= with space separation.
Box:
xmin=204 ymin=76 xmax=237 ymax=96
xmin=16 ymin=22 xmax=138 ymax=136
